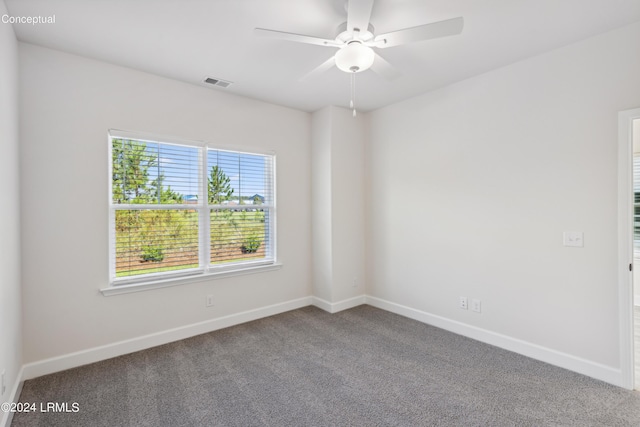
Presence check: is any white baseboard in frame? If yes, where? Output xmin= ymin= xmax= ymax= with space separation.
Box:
xmin=312 ymin=295 xmax=366 ymax=313
xmin=365 ymin=296 xmax=624 ymax=387
xmin=21 ymin=296 xmax=313 ymax=381
xmin=15 ymin=294 xmax=625 ymax=392
xmin=1 ymin=366 xmax=24 ymax=427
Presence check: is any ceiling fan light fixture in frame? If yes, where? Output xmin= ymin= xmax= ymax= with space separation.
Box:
xmin=335 ymin=41 xmax=374 ymax=73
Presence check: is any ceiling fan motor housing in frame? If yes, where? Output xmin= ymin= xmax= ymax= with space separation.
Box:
xmin=335 ymin=22 xmax=375 ymax=43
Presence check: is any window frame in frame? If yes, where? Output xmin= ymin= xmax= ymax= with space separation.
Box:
xmin=106 ymin=129 xmax=278 ymax=292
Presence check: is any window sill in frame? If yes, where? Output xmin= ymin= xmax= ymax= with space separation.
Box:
xmin=100 ymin=263 xmax=283 ymax=296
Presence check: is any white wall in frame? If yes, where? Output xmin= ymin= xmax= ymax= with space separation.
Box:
xmin=329 ymin=108 xmax=365 ymax=301
xmin=19 ymin=43 xmax=312 ymax=364
xmin=311 ymin=106 xmax=366 ymax=305
xmin=367 ymin=21 xmax=640 ymax=370
xmin=311 ymin=107 xmax=333 ymax=302
xmin=0 ymin=0 xmax=22 ymax=419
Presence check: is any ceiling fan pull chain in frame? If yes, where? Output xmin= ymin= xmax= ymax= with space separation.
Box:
xmin=351 ymin=72 xmax=357 ymax=117
xmin=350 ymin=72 xmax=354 ymax=109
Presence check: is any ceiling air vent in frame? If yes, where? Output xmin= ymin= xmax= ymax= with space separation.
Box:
xmin=203 ymin=77 xmax=233 ymax=88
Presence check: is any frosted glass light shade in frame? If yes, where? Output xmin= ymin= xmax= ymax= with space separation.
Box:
xmin=335 ymin=42 xmax=374 ymax=73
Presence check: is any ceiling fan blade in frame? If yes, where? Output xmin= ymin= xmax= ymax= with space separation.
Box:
xmin=370 ymin=53 xmax=401 ymax=80
xmin=299 ymin=56 xmax=336 ymax=81
xmin=372 ymin=17 xmax=463 ymax=48
xmin=347 ymin=0 xmax=375 ymax=33
xmin=254 ymin=28 xmax=343 ymax=47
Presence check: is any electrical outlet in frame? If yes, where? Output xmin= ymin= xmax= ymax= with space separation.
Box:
xmin=471 ymin=299 xmax=481 ymax=313
xmin=206 ymin=295 xmax=214 ymax=307
xmin=1 ymin=369 xmax=5 ymax=395
xmin=352 ymin=276 xmax=358 ymax=288
xmin=459 ymin=296 xmax=468 ymax=310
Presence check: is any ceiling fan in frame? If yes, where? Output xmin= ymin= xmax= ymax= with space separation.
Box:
xmin=254 ymin=0 xmax=464 ymax=82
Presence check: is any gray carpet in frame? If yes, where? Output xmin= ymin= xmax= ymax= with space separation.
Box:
xmin=11 ymin=305 xmax=640 ymax=426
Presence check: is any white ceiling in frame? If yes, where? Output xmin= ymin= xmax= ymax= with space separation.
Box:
xmin=5 ymin=0 xmax=640 ymax=112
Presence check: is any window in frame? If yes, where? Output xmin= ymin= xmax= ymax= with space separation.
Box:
xmin=108 ymin=131 xmax=275 ymax=286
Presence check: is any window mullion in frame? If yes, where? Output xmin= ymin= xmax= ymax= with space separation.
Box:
xmin=200 ymin=147 xmax=210 ymax=269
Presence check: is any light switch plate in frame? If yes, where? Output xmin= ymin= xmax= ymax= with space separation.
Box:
xmin=563 ymin=231 xmax=584 ymax=247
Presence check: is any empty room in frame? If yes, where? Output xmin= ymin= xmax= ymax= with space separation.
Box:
xmin=2 ymin=0 xmax=640 ymax=425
